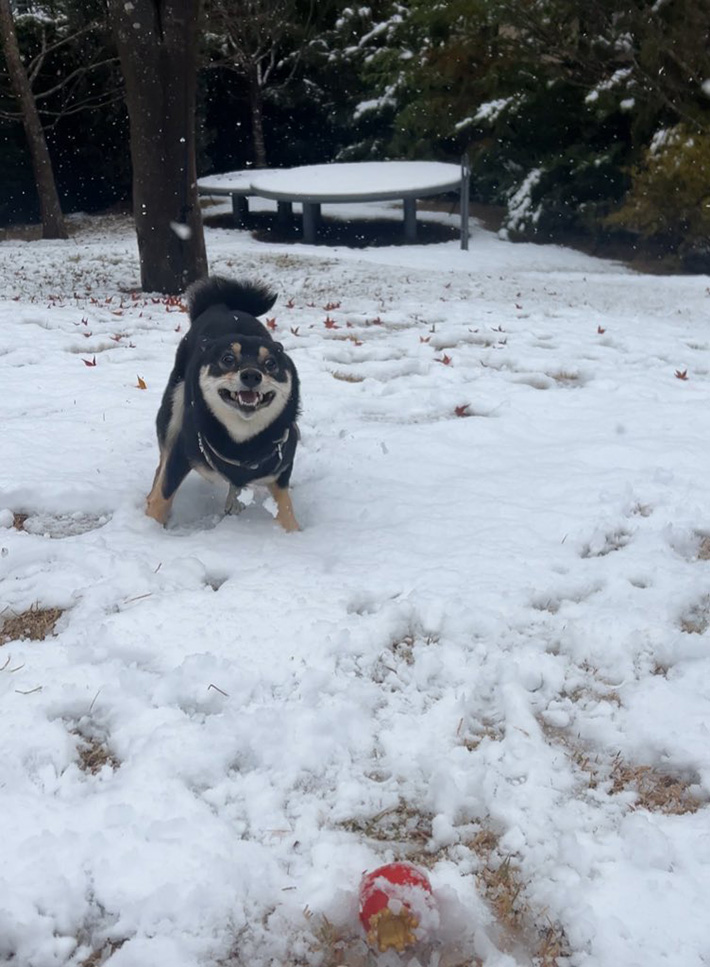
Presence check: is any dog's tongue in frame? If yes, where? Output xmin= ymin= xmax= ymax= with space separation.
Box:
xmin=238 ymin=390 xmax=259 ymax=405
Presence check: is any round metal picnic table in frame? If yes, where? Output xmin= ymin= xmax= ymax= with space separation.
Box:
xmin=251 ymin=161 xmax=466 ymax=244
xmin=197 ymin=169 xmax=259 ymax=227
xmin=198 ymin=161 xmax=469 ymax=246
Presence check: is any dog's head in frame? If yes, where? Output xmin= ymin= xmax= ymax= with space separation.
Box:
xmin=197 ymin=334 xmax=297 ymax=438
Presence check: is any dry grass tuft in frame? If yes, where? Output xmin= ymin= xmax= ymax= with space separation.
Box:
xmin=548 ymin=370 xmax=583 ymax=386
xmin=460 ymin=722 xmax=503 ymax=751
xmin=302 ymin=911 xmax=364 ymax=967
xmin=73 ymin=732 xmax=120 ymax=775
xmin=560 ymin=735 xmax=704 ymax=815
xmin=697 ymin=535 xmax=710 ymax=560
xmin=471 ymin=832 xmax=525 ymax=936
xmin=608 ymin=756 xmax=702 ymax=814
xmin=580 ymin=529 xmax=631 ymax=558
xmin=0 ymin=604 xmax=64 ymax=645
xmin=391 ymin=632 xmax=416 ymax=664
xmin=537 ymin=921 xmax=572 ymax=967
xmin=340 ymin=800 xmax=433 ymax=862
xmin=78 ymin=939 xmax=125 ymax=967
xmin=468 ymin=827 xmax=571 ymax=965
xmin=12 ymin=512 xmax=29 ymax=530
xmin=680 ymin=597 xmax=710 ymax=634
xmin=331 ymin=370 xmax=365 ymax=382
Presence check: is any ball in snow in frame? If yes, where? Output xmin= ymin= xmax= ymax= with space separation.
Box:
xmin=358 ymin=861 xmax=438 ymax=952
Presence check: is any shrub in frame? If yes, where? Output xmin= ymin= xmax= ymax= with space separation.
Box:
xmin=608 ymin=125 xmax=710 ymax=268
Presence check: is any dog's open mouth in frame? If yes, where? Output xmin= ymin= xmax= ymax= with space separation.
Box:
xmin=219 ymin=388 xmax=276 ymax=412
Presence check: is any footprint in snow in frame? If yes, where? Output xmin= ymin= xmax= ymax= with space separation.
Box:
xmin=13 ymin=511 xmax=110 ymax=539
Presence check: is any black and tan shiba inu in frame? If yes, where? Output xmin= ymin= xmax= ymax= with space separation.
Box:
xmin=146 ymin=276 xmax=300 ymax=531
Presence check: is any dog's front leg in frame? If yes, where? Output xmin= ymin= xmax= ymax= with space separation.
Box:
xmin=224 ymin=485 xmax=246 ymax=516
xmin=146 ymin=444 xmax=190 ymax=525
xmin=268 ymin=483 xmax=300 ymax=532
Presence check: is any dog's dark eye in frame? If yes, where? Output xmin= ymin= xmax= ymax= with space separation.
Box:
xmin=263 ymin=357 xmax=278 ymax=373
xmin=220 ymin=351 xmax=236 ymax=368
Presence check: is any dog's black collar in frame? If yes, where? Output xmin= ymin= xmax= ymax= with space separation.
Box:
xmin=197 ymin=423 xmax=298 ymax=480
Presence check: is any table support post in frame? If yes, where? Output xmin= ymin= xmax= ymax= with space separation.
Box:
xmin=403 ymin=197 xmax=417 ymax=243
xmin=277 ymin=201 xmax=293 ymax=227
xmin=302 ymin=202 xmax=320 ymax=243
xmin=460 ymin=153 xmax=470 ymax=251
xmin=231 ymin=194 xmax=249 ymax=228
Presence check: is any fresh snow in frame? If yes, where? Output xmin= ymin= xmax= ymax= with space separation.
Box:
xmin=250 ymin=162 xmax=462 ymax=201
xmin=1 ymin=201 xmax=710 ymax=967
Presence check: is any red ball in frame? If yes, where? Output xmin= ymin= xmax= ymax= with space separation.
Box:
xmin=358 ymin=862 xmax=436 ymax=952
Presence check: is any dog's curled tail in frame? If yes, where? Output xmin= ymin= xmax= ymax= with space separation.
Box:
xmin=187 ymin=276 xmax=277 ymax=322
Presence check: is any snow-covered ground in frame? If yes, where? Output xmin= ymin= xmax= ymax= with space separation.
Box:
xmin=1 ymin=201 xmax=709 ymax=967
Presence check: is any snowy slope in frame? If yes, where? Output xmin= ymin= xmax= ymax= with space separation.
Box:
xmin=1 ymin=207 xmax=709 ymax=967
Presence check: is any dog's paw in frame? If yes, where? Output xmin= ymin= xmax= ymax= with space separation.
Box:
xmin=278 ymin=515 xmax=301 ymax=533
xmin=224 ymin=485 xmax=246 ymax=516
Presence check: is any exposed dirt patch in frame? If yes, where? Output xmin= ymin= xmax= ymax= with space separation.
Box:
xmin=0 ymin=604 xmax=64 ymax=645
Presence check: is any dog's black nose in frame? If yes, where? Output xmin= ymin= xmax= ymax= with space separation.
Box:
xmin=240 ymin=368 xmax=262 ymax=389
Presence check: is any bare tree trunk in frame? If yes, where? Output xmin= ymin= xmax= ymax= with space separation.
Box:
xmin=108 ymin=0 xmax=207 ymax=294
xmin=248 ymin=69 xmax=267 ymax=167
xmin=0 ymin=0 xmax=67 ymax=239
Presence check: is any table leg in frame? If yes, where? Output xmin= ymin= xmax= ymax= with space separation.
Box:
xmin=231 ymin=194 xmax=249 ymax=227
xmin=302 ymin=202 xmax=320 ymax=243
xmin=277 ymin=201 xmax=293 ymax=227
xmin=403 ymin=197 xmax=417 ymax=242
xmin=460 ymin=157 xmax=470 ymax=250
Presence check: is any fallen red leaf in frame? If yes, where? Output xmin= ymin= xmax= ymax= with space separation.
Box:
xmin=82 ymin=356 xmax=97 ymax=367
xmin=597 ymin=325 xmax=606 ymax=334
xmin=266 ymin=317 xmax=277 ymax=330
xmin=455 ymin=404 xmax=471 ymax=417
xmin=136 ymin=376 xmax=147 ymax=390
xmin=324 ymin=316 xmax=339 ymax=329
xmin=290 ymin=326 xmax=300 ymax=336
xmin=435 ymin=354 xmax=453 ymax=366
xmin=675 ymin=369 xmax=689 ymax=380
